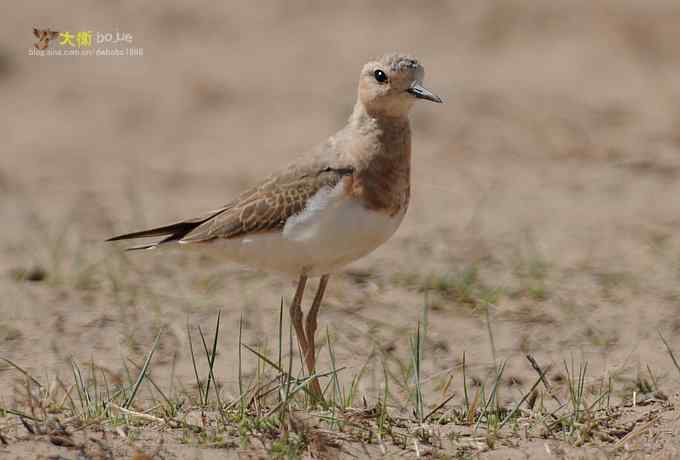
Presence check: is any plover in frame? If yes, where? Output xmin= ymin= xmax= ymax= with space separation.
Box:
xmin=108 ymin=52 xmax=442 ymax=399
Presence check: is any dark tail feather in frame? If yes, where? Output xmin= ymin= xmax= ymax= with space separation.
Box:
xmin=124 ymin=232 xmax=186 ymax=251
xmin=125 ymin=243 xmax=159 ymax=251
xmin=107 ymin=207 xmax=228 ymax=249
xmin=106 ymin=221 xmax=201 ymax=242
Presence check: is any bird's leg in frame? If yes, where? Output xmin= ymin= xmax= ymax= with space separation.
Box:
xmin=304 ymin=274 xmax=329 ymax=401
xmin=289 ymin=275 xmax=309 ymax=375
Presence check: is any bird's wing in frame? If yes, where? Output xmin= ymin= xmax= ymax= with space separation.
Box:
xmin=107 ymin=161 xmax=354 ymax=249
xmin=180 ymin=163 xmax=354 ymax=243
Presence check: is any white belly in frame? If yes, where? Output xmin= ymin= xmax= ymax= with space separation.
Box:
xmin=203 ymin=182 xmax=405 ymax=276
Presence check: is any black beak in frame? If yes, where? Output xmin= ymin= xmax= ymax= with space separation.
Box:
xmin=407 ymin=82 xmax=443 ymax=103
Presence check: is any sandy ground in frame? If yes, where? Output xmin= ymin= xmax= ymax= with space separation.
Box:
xmin=3 ymin=1 xmax=680 ymax=458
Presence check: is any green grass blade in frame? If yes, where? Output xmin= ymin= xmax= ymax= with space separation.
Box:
xmin=658 ymin=329 xmax=680 ymax=379
xmin=242 ymin=343 xmax=283 ymax=373
xmin=0 ymin=357 xmax=43 ymax=388
xmin=123 ymin=329 xmax=162 ymax=409
xmin=187 ymin=319 xmax=204 ymax=405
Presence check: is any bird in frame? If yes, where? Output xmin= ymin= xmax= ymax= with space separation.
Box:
xmin=108 ymin=52 xmax=442 ymax=400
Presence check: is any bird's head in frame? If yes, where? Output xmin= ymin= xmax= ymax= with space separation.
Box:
xmin=358 ymin=53 xmax=442 ymax=118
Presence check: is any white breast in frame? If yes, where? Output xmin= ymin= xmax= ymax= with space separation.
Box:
xmin=211 ymin=181 xmax=405 ymax=276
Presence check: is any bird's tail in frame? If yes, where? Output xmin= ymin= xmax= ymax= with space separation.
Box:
xmin=107 ymin=208 xmax=227 ymax=251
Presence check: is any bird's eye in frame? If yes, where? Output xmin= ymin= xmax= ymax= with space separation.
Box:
xmin=374 ymin=69 xmax=388 ymax=83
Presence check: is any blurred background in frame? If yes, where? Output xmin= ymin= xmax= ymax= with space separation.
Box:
xmin=3 ymin=0 xmax=680 ymax=409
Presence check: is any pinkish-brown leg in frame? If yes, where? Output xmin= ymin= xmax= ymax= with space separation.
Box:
xmin=304 ymin=274 xmax=329 ymax=401
xmin=289 ymin=275 xmax=309 ymax=371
